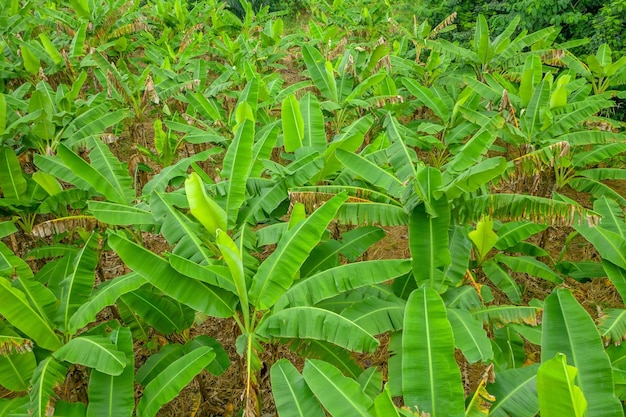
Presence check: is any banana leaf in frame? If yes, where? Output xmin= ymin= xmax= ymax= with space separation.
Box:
xmin=537 ymin=353 xmax=587 ymax=417
xmin=447 ymin=308 xmax=493 ymax=363
xmin=402 ymin=287 xmax=464 ymax=417
xmin=302 ymin=359 xmax=372 ymax=416
xmin=259 ymin=306 xmax=378 ymax=353
xmin=271 ymin=359 xmax=325 ymax=417
xmin=29 ymin=357 xmax=67 ymax=417
xmin=86 ymin=328 xmax=134 ymax=417
xmin=53 ymin=335 xmax=127 ymax=375
xmin=249 ymin=193 xmax=347 ymax=310
xmin=136 ymin=346 xmax=216 ymax=417
xmin=542 ymin=288 xmax=623 ymax=417
xmin=487 ymin=364 xmax=539 ymax=417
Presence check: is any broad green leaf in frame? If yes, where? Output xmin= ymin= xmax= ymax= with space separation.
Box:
xmin=604 ymin=261 xmax=626 ymax=303
xmin=277 ymin=259 xmax=410 ymax=309
xmin=182 ymin=336 xmax=230 ymax=376
xmin=260 ymin=306 xmax=379 ymax=353
xmin=57 ymin=233 xmax=99 ymax=333
xmin=107 ymin=232 xmax=236 ymax=318
xmin=402 ymin=79 xmax=449 ymax=122
xmin=87 ymin=328 xmax=134 ymax=417
xmin=439 ymin=157 xmax=507 ymax=200
xmin=136 ymin=344 xmax=183 ymax=385
xmin=468 ymin=217 xmax=498 ymax=264
xmin=447 ymin=308 xmax=493 ymax=363
xmin=299 ymin=92 xmax=326 ymax=153
xmin=29 ymin=357 xmax=68 ymax=417
xmin=291 ymin=339 xmax=362 ymax=379
xmin=221 ymin=119 xmax=254 ymax=228
xmin=341 ymin=296 xmax=405 ymax=335
xmin=410 ymin=188 xmax=450 ymax=288
xmin=120 ymin=289 xmax=187 ymax=334
xmin=249 ymin=193 xmax=347 ymax=310
xmin=136 ymin=346 xmax=215 ymax=417
xmin=575 ymin=224 xmax=626 ymax=270
xmin=402 ymin=287 xmax=464 ymax=417
xmin=598 ymin=309 xmax=626 ymax=344
xmin=88 ymin=201 xmax=154 ymax=225
xmin=184 ymin=172 xmax=226 ymax=235
xmin=0 ymin=147 xmax=27 ymax=200
xmin=336 ymin=148 xmax=404 ymax=197
xmin=495 ymin=222 xmax=547 ymax=250
xmin=487 ymin=364 xmax=539 ymax=417
xmin=142 ymin=149 xmax=221 ymax=196
xmin=472 ymin=305 xmax=540 ymax=326
xmin=0 ymin=277 xmax=61 ymax=351
xmin=302 ymin=45 xmax=337 ymax=103
xmin=20 ymin=44 xmax=39 ymax=75
xmin=0 ymin=326 xmax=36 ymax=391
xmin=85 ymin=137 xmax=134 ymax=204
xmin=282 ymin=94 xmax=304 ymax=152
xmin=538 ymin=353 xmax=587 ymax=417
xmin=53 ymin=335 xmax=127 ymax=375
xmin=496 ymin=254 xmax=562 ymax=283
xmin=216 ymin=229 xmax=248 ymax=321
xmin=55 ymin=143 xmax=127 ymax=204
xmin=482 ymin=259 xmax=522 ymax=303
xmin=357 ymin=367 xmax=382 ymax=400
xmin=542 ymin=289 xmax=623 ymax=417
xmin=270 ymin=359 xmax=325 ymax=417
xmin=69 ymin=272 xmax=146 ymax=334
xmin=373 ymin=384 xmax=401 ymax=417
xmin=302 ymin=359 xmax=372 ymax=416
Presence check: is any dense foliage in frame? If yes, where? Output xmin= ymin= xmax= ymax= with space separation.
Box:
xmin=0 ymin=0 xmax=625 ymax=416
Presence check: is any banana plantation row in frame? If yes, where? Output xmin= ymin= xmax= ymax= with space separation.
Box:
xmin=0 ymin=0 xmax=625 ymax=416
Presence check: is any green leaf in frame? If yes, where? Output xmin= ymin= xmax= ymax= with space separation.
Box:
xmin=402 ymin=287 xmax=464 ymax=417
xmin=29 ymin=357 xmax=68 ymax=417
xmin=184 ymin=172 xmax=226 ymax=235
xmin=496 ymin=254 xmax=562 ymax=283
xmin=68 ymin=272 xmax=146 ymax=335
xmin=222 ymin=119 xmax=254 ymax=228
xmin=270 ymin=359 xmax=325 ymax=417
xmin=575 ymin=223 xmax=626 ymax=270
xmin=120 ymin=289 xmax=187 ymax=334
xmin=0 ymin=326 xmax=36 ymax=391
xmin=0 ymin=147 xmax=27 ymax=200
xmin=260 ymin=306 xmax=379 ymax=353
xmin=598 ymin=309 xmax=626 ymax=345
xmin=373 ymin=384 xmax=401 ymax=417
xmin=447 ymin=308 xmax=493 ymax=363
xmin=57 ymin=233 xmax=99 ymax=333
xmin=107 ymin=232 xmax=236 ymax=318
xmin=468 ymin=217 xmax=498 ymax=264
xmin=249 ymin=193 xmax=348 ymax=310
xmin=302 ymin=45 xmax=337 ymax=102
xmin=410 ymin=194 xmax=450 ymax=288
xmin=542 ymin=289 xmax=623 ymax=417
xmin=87 ymin=328 xmax=134 ymax=417
xmin=53 ymin=335 xmax=127 ymax=375
xmin=336 ymin=148 xmax=404 ymax=197
xmin=495 ymin=222 xmax=547 ymax=250
xmin=299 ymin=92 xmax=326 ymax=153
xmin=215 ymin=229 xmax=248 ymax=321
xmin=302 ymin=359 xmax=372 ymax=416
xmin=88 ymin=201 xmax=154 ymax=225
xmin=538 ymin=353 xmax=587 ymax=417
xmin=20 ymin=44 xmax=40 ymax=75
xmin=136 ymin=346 xmax=215 ymax=417
xmin=0 ymin=277 xmax=61 ymax=351
xmin=604 ymin=261 xmax=626 ymax=303
xmin=85 ymin=137 xmax=134 ymax=204
xmin=282 ymin=94 xmax=304 ymax=152
xmin=482 ymin=259 xmax=522 ymax=303
xmin=402 ymin=79 xmax=449 ymax=122
xmin=487 ymin=364 xmax=539 ymax=417
xmin=341 ymin=296 xmax=405 ymax=335
xmin=277 ymin=259 xmax=410 ymax=309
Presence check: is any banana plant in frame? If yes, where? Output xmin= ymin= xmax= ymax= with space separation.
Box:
xmin=427 ymin=14 xmax=559 ymax=82
xmin=301 ymin=43 xmax=387 ymax=130
xmin=562 ymin=43 xmax=626 ymax=96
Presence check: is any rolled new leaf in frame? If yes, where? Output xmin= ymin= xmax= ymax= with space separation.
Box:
xmin=184 ymin=172 xmax=226 ymax=235
xmin=537 ymin=353 xmax=586 ymax=417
